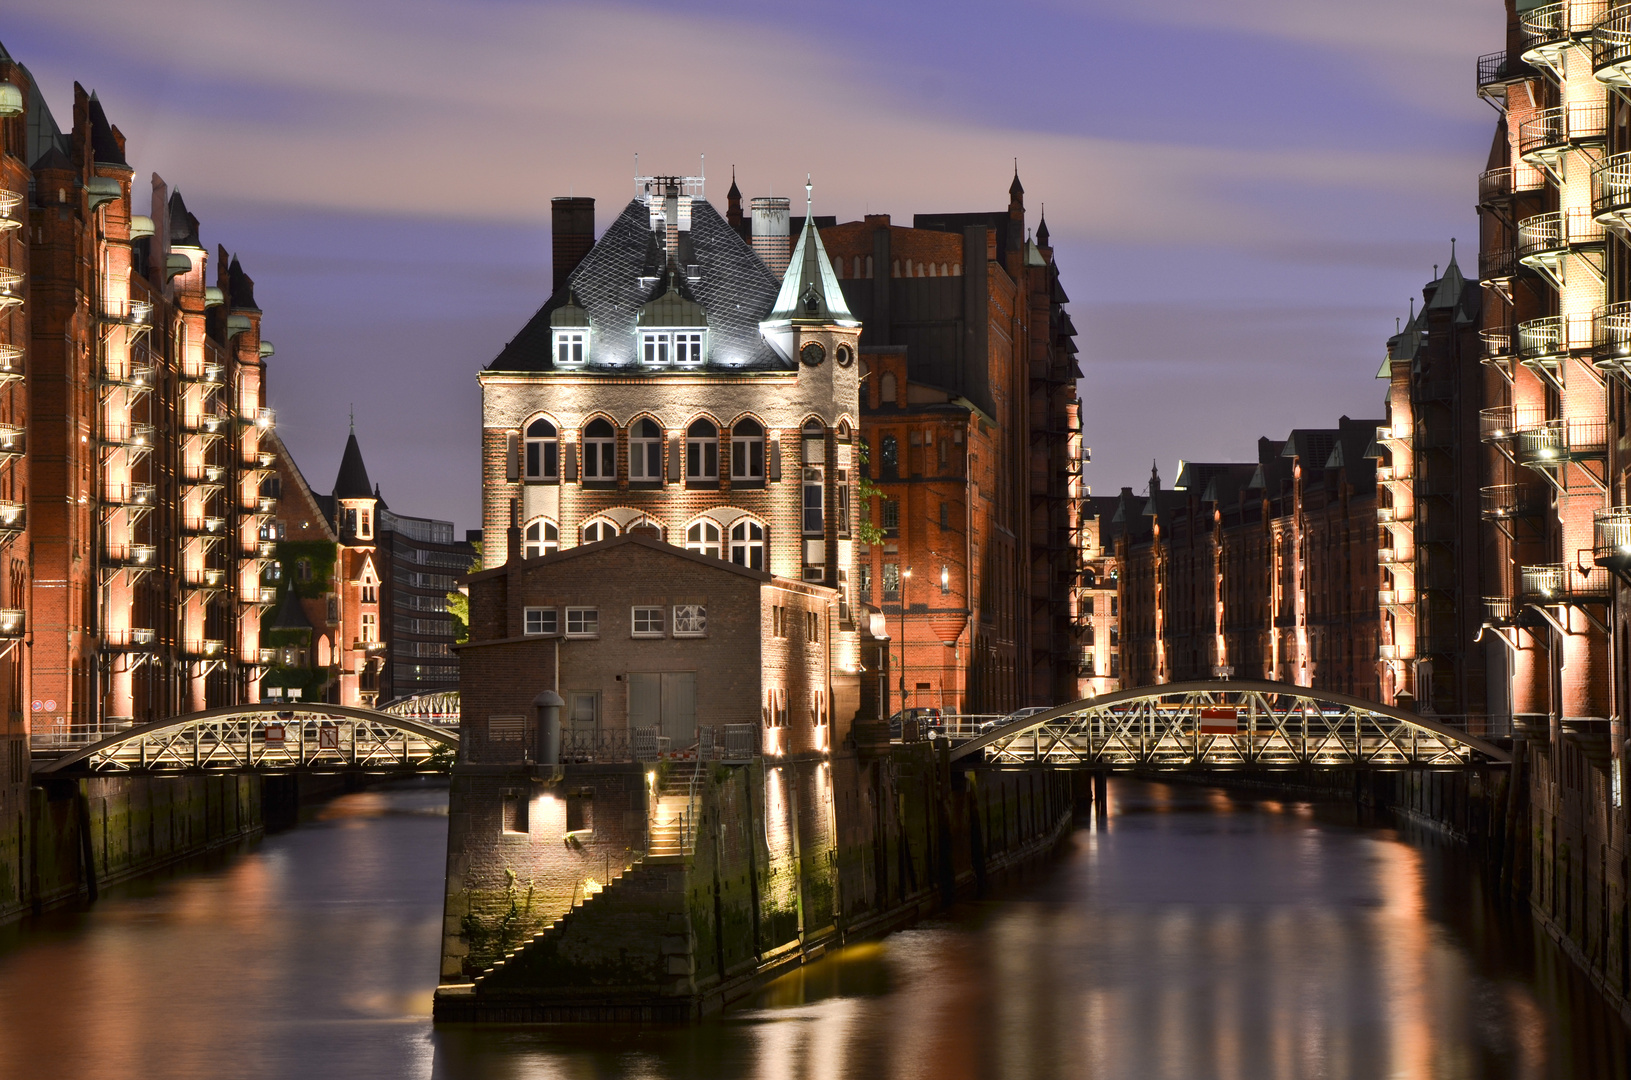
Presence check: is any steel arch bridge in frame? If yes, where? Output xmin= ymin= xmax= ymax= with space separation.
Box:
xmin=35 ymin=704 xmax=460 ymax=776
xmin=949 ymin=681 xmax=1510 ymax=768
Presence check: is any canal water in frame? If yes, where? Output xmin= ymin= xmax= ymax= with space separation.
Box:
xmin=0 ymin=777 xmax=1627 ymax=1080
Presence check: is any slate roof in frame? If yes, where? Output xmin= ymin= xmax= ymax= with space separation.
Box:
xmin=269 ymin=586 xmax=314 ymax=632
xmin=87 ymin=92 xmax=125 ymax=167
xmin=168 ymin=190 xmax=201 ymax=247
xmin=488 ymin=198 xmax=784 ymax=372
xmin=333 ymin=429 xmax=374 ymax=500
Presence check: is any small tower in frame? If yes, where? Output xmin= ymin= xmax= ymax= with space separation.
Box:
xmin=332 ymin=422 xmax=384 ymax=704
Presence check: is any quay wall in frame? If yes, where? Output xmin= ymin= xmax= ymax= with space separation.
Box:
xmin=434 ymin=746 xmax=1076 ymax=1022
xmin=0 ymin=772 xmax=280 ymax=925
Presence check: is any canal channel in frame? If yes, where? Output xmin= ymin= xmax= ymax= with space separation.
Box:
xmin=0 ymin=776 xmax=1625 ymax=1079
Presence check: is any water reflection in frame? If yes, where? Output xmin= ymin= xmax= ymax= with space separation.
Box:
xmin=0 ymin=778 xmax=1625 ymax=1079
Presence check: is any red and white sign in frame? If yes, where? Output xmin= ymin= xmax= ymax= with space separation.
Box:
xmin=318 ymin=725 xmax=339 ymax=750
xmin=263 ymin=723 xmax=286 ymax=745
xmin=1198 ymin=707 xmax=1238 ymax=735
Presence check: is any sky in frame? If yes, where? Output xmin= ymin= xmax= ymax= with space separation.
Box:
xmin=2 ymin=0 xmax=1505 ymax=529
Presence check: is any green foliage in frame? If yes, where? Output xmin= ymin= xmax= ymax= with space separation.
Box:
xmin=855 ymin=439 xmax=885 ymax=546
xmin=459 ymin=868 xmax=536 ymax=976
xmin=274 ymin=539 xmax=338 ymax=599
xmin=447 ymin=590 xmax=469 ymax=645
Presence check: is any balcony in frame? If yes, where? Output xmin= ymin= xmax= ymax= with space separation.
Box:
xmin=105 ymin=544 xmax=156 ymax=569
xmin=1515 ymin=418 xmax=1608 ymax=465
xmin=1518 ymin=105 xmax=1606 ymax=170
xmin=104 ymin=422 xmax=154 ymax=449
xmin=1480 ymin=483 xmax=1547 ymax=520
xmin=1520 ymin=3 xmax=1608 ymax=72
xmin=0 ymin=343 xmax=22 ymax=385
xmin=1522 ymin=562 xmax=1612 ymax=603
xmin=183 ymin=567 xmax=227 ymax=589
xmin=182 ymin=410 xmax=227 ymax=437
xmin=1593 ymin=301 xmax=1631 ymax=370
xmin=102 ymin=361 xmax=154 ymax=392
xmin=0 ymin=609 xmax=21 ymax=637
xmin=1483 ymin=597 xmax=1518 ymax=627
xmin=1378 ymin=546 xmax=1413 ymax=566
xmin=184 ymin=515 xmax=226 ymax=536
xmin=0 ymin=267 xmax=22 ymax=312
xmin=1378 ymin=588 xmax=1415 ymax=608
xmin=1517 ymin=210 xmax=1604 ymax=282
xmin=1516 ymin=315 xmax=1579 ymax=367
xmin=1478 ymin=51 xmax=1541 ymax=98
xmin=180 ymin=362 xmax=225 ymax=387
xmin=0 ymin=189 xmax=20 ymax=232
xmin=1593 ymin=506 xmax=1631 ymax=569
xmin=181 ymin=464 xmax=226 ymax=489
xmin=185 ymin=639 xmax=226 ymax=659
xmin=352 ymin=639 xmax=388 ymax=655
xmin=1377 ymin=643 xmax=1413 ymax=662
xmin=1593 ymin=5 xmax=1631 ymax=86
xmin=106 ymin=627 xmax=157 ymax=649
xmin=1479 ymin=406 xmax=1523 ymax=442
xmin=253 ymin=407 xmax=275 ymax=430
xmin=105 ymin=482 xmax=155 ymax=506
xmin=1480 ymin=327 xmax=1514 ymax=370
xmin=1478 ymin=245 xmax=1520 ymax=286
xmin=0 ymin=499 xmax=23 ymax=542
xmin=0 ymin=422 xmax=23 ymax=460
xmin=1376 ymin=504 xmax=1412 ymax=523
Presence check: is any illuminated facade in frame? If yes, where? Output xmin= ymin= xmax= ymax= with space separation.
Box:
xmin=0 ymin=54 xmax=277 ymax=746
xmin=480 ymin=173 xmax=862 ymax=734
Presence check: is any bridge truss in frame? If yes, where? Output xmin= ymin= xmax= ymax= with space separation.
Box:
xmin=949 ymin=681 xmax=1510 ymax=768
xmin=35 ymin=703 xmax=460 ymax=775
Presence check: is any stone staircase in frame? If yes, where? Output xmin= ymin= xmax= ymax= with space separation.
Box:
xmin=648 ymin=761 xmax=702 ymax=859
xmin=472 ymin=855 xmax=642 ymax=988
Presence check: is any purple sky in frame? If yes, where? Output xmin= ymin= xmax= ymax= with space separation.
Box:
xmin=4 ymin=0 xmax=1503 ymax=529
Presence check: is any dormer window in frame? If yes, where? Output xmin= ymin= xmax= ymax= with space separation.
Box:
xmin=640 ymin=330 xmax=705 ymax=366
xmin=554 ymin=330 xmax=587 ymax=365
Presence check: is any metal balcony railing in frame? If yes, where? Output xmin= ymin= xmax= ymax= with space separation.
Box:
xmin=1518 ymin=210 xmax=1605 ymax=265
xmin=106 ymin=627 xmax=158 ymax=649
xmin=1520 ymin=105 xmax=1607 ymax=165
xmin=1593 ymin=506 xmax=1631 ymax=565
xmin=1478 ymin=51 xmax=1541 ymax=92
xmin=183 ymin=567 xmax=227 ymax=589
xmin=1378 ymin=546 xmax=1412 ymax=566
xmin=0 ymin=343 xmax=22 ymax=382
xmin=0 ymin=499 xmax=24 ymax=536
xmin=1376 ymin=504 xmax=1412 ymax=523
xmin=1593 ymin=301 xmax=1631 ymax=368
xmin=181 ymin=464 xmax=225 ymax=486
xmin=1479 ymin=406 xmax=1524 ymax=442
xmin=0 ymin=267 xmax=22 ymax=311
xmin=1484 ymin=597 xmax=1517 ymax=626
xmin=180 ymin=362 xmax=225 ymax=387
xmin=1479 ymin=245 xmax=1519 ymax=283
xmin=1523 ymin=562 xmax=1612 ymax=602
xmin=106 ymin=544 xmax=156 ymax=568
xmin=0 ymin=190 xmax=20 ymax=231
xmin=184 ymin=516 xmax=226 ymax=536
xmin=1480 ymin=483 xmax=1546 ymax=520
xmin=1592 ymin=6 xmax=1631 ymax=85
xmin=0 ymin=608 xmax=22 ymax=637
xmin=104 ymin=422 xmax=154 ymax=448
xmin=1479 ymin=166 xmax=1513 ymax=203
xmin=1479 ymin=327 xmax=1513 ymax=363
xmin=1515 ymin=418 xmax=1608 ymax=463
xmin=1592 ymin=152 xmax=1631 ymax=227
xmin=1517 ymin=315 xmax=1578 ymax=364
xmin=186 ymin=639 xmax=226 ymax=659
xmin=0 ymin=423 xmax=22 ymax=457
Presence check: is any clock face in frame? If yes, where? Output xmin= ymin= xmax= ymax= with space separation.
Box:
xmin=836 ymin=344 xmax=854 ymax=367
xmin=800 ymin=341 xmax=826 ymax=367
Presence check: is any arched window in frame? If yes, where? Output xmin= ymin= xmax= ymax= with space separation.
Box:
xmin=801 ymin=420 xmax=825 ymax=535
xmin=525 ymin=418 xmax=558 ymax=480
xmin=686 ymin=419 xmax=718 ymax=483
xmin=629 ymin=417 xmax=662 ymax=482
xmin=730 ymin=519 xmax=766 ymax=570
xmin=524 ymin=519 xmax=559 ymax=558
xmin=583 ymin=418 xmax=615 ymax=480
xmin=880 ymin=372 xmax=897 ymax=405
xmin=582 ymin=518 xmax=619 ymax=543
xmin=881 ymin=434 xmax=899 ymax=479
xmin=686 ymin=519 xmax=721 ymax=558
xmin=836 ymin=419 xmax=852 ymax=443
xmin=731 ymin=418 xmax=765 ymax=482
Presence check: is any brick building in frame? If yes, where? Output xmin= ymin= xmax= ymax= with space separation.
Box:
xmin=819 ymin=176 xmax=1087 ymax=716
xmin=460 ymin=533 xmax=841 ymax=763
xmin=0 ymin=49 xmax=278 ymax=749
xmin=479 ymin=172 xmax=862 ymax=727
xmin=1112 ymin=418 xmax=1382 ymax=697
xmin=1080 ymin=495 xmax=1122 ymax=695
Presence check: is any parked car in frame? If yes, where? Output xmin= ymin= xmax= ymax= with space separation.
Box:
xmin=888 ymin=707 xmax=944 ymax=741
xmin=979 ymin=705 xmax=1052 ymax=734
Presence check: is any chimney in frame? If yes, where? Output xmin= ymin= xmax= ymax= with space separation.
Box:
xmin=751 ymin=196 xmax=791 ymax=278
xmin=551 ymin=197 xmax=595 ymax=296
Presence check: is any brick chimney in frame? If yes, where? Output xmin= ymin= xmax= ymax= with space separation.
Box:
xmin=551 ymin=197 xmax=595 ymax=296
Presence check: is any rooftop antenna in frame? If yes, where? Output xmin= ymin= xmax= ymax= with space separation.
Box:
xmin=806 ymin=173 xmax=813 ymax=217
xmin=349 ymin=404 xmax=354 ymax=431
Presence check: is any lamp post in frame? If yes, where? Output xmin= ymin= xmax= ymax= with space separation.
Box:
xmin=899 ymin=566 xmax=912 ymax=724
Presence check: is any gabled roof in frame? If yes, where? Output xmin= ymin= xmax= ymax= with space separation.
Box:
xmin=269 ymin=586 xmax=314 ymax=632
xmin=468 ymin=531 xmax=798 ymax=586
xmin=168 ymin=190 xmax=201 ymax=247
xmin=487 ymin=198 xmax=782 ymax=372
xmin=333 ymin=428 xmax=374 ymax=501
xmin=86 ymin=91 xmax=126 ymax=167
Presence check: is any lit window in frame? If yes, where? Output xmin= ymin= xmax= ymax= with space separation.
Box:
xmin=686 ymin=418 xmax=718 ymax=482
xmin=675 ymin=331 xmax=704 ymax=364
xmin=686 ymin=520 xmax=721 ymax=558
xmin=731 ymin=419 xmax=765 ymax=481
xmin=629 ymin=418 xmax=663 ymax=482
xmin=837 ymin=472 xmax=850 ymax=538
xmin=525 ymin=418 xmax=559 ymax=480
xmin=858 ymin=564 xmax=872 ymax=601
xmin=632 ymin=606 xmax=664 ymax=636
xmin=674 ymin=604 xmax=707 ymax=636
xmin=554 ymin=329 xmax=586 ymax=365
xmin=524 ymin=519 xmax=559 ymax=558
xmin=642 ymin=330 xmax=705 ymax=365
xmin=641 ymin=331 xmax=671 ymax=366
xmin=566 ymin=607 xmax=599 ymax=637
xmin=583 ymin=418 xmax=615 ymax=480
xmin=361 ymin=613 xmax=377 ymax=642
xmin=729 ymin=519 xmax=766 ymax=570
xmin=882 ymin=500 xmax=900 ymax=535
xmin=362 ymin=584 xmax=376 ymax=604
xmin=802 ymin=466 xmax=824 ymax=534
xmin=883 ymin=563 xmax=900 ymax=600
xmin=524 ymin=607 xmax=558 ymax=636
xmin=582 ymin=519 xmax=618 ymax=543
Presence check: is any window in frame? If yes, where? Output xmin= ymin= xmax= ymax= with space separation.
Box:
xmin=525 ymin=519 xmax=559 ymax=558
xmin=940 ymin=565 xmax=950 ymax=595
xmin=525 ymin=418 xmax=559 ymax=480
xmin=639 ymin=330 xmax=703 ymax=366
xmin=674 ymin=604 xmax=707 ymax=636
xmin=882 ymin=500 xmax=900 ymax=535
xmin=1085 ymin=595 xmax=1095 ymax=615
xmin=802 ymin=466 xmax=824 ymax=534
xmin=880 ymin=372 xmax=897 ymax=405
xmin=501 ymin=791 xmax=529 ymax=833
xmin=881 ymin=435 xmax=899 ymax=479
xmin=568 ymin=692 xmax=599 ymax=726
xmin=731 ymin=419 xmax=765 ymax=481
xmin=837 ymin=472 xmax=850 ymax=538
xmin=686 ymin=419 xmax=719 ymax=483
xmin=583 ymin=418 xmax=615 ymax=480
xmin=771 ymin=605 xmax=787 ymax=638
xmin=566 ymin=607 xmax=599 ymax=637
xmin=362 ymin=584 xmax=377 ymax=604
xmin=629 ymin=418 xmax=662 ymax=482
xmin=641 ymin=330 xmax=671 ymax=366
xmin=730 ymin=519 xmax=766 ymax=570
xmin=806 ymin=611 xmax=820 ymax=642
xmin=674 ymin=331 xmax=704 ymax=365
xmin=524 ymin=607 xmax=558 ymax=636
xmin=361 ymin=613 xmax=377 ymax=642
xmin=566 ymin=792 xmax=593 ymax=833
xmin=686 ymin=519 xmax=721 ymax=558
xmin=296 ymin=558 xmax=312 ymax=583
xmin=883 ymin=563 xmax=900 ymax=600
xmin=858 ymin=564 xmax=872 ymax=602
xmin=632 ymin=606 xmax=664 ymax=636
xmin=939 ymin=501 xmax=949 ymax=529
xmin=327 ymin=595 xmax=339 ymax=623
xmin=582 ymin=519 xmax=618 ymax=543
xmin=554 ymin=329 xmax=586 ymax=365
